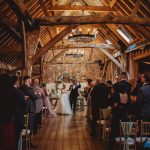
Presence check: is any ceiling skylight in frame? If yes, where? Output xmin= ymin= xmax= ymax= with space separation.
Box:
xmin=117 ymin=27 xmax=132 ymax=43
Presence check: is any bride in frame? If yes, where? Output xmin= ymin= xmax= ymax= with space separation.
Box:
xmin=55 ymin=84 xmax=72 ymax=115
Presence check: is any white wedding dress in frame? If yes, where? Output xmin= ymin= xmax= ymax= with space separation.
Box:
xmin=55 ymin=89 xmax=72 ymax=115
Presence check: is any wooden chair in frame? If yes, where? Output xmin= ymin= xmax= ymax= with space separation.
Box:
xmin=102 ymin=109 xmax=112 ymax=141
xmin=115 ymin=120 xmax=138 ymax=150
xmin=42 ymin=106 xmax=48 ymax=126
xmin=21 ymin=114 xmax=30 ymax=150
xmin=76 ymin=97 xmax=84 ymax=112
xmin=136 ymin=121 xmax=150 ymax=143
xmin=96 ymin=108 xmax=104 ymax=139
xmin=128 ymin=115 xmax=137 ymax=122
xmin=96 ymin=108 xmax=111 ymax=140
xmin=42 ymin=106 xmax=48 ymax=117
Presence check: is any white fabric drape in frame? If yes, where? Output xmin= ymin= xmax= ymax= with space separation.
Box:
xmin=121 ymin=122 xmax=133 ymax=150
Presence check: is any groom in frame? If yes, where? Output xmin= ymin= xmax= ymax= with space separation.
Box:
xmin=69 ymin=80 xmax=81 ymax=114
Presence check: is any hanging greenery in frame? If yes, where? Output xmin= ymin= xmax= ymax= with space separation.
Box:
xmin=55 ymin=72 xmax=76 ymax=93
xmin=55 ymin=72 xmax=76 ymax=83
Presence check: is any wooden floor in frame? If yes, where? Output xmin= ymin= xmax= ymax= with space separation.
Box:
xmin=32 ymin=112 xmax=106 ymax=150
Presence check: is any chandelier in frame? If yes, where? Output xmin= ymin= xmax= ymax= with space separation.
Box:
xmin=68 ymin=28 xmax=97 ymax=43
xmin=65 ymin=48 xmax=84 ymax=58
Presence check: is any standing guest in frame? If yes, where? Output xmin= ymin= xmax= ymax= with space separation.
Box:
xmin=105 ymin=80 xmax=113 ymax=106
xmin=85 ymin=79 xmax=95 ymax=120
xmin=32 ymin=78 xmax=45 ymax=134
xmin=10 ymin=76 xmax=26 ymax=144
xmin=41 ymin=83 xmax=57 ymax=118
xmin=69 ymin=80 xmax=81 ymax=114
xmin=131 ymin=72 xmax=150 ymax=121
xmin=90 ymin=78 xmax=108 ymax=136
xmin=108 ymin=72 xmax=131 ymax=150
xmin=20 ymin=75 xmax=38 ymax=147
xmin=112 ymin=72 xmax=131 ymax=120
xmin=129 ymin=88 xmax=141 ymax=119
xmin=0 ymin=74 xmax=18 ymax=150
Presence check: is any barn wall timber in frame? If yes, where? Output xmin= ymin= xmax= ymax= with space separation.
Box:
xmin=43 ymin=63 xmax=100 ymax=83
xmin=104 ymin=47 xmax=150 ymax=82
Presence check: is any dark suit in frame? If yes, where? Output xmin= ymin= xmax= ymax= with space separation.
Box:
xmin=90 ymin=83 xmax=108 ymax=135
xmin=20 ymin=84 xmax=38 ymax=133
xmin=69 ymin=83 xmax=81 ymax=113
xmin=138 ymin=83 xmax=150 ymax=121
xmin=12 ymin=87 xmax=26 ymax=143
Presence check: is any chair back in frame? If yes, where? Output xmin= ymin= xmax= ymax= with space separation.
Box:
xmin=24 ymin=114 xmax=29 ymax=132
xmin=102 ymin=109 xmax=111 ymax=120
xmin=119 ymin=120 xmax=138 ymax=138
xmin=99 ymin=108 xmax=104 ymax=120
xmin=128 ymin=115 xmax=137 ymax=122
xmin=141 ymin=121 xmax=150 ymax=137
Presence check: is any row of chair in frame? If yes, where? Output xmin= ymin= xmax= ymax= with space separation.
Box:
xmin=96 ymin=108 xmax=150 ymax=150
xmin=18 ymin=107 xmax=48 ymax=150
xmin=115 ymin=120 xmax=150 ymax=150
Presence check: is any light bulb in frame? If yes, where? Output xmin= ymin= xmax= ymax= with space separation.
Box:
xmin=72 ymin=29 xmax=75 ymax=33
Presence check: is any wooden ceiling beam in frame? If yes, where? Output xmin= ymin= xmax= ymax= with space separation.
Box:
xmin=131 ymin=25 xmax=150 ymax=40
xmin=38 ymin=14 xmax=150 ymax=26
xmin=32 ymin=25 xmax=78 ymax=64
xmin=0 ymin=11 xmax=21 ymax=41
xmin=6 ymin=0 xmax=33 ymax=28
xmin=0 ymin=44 xmax=21 ymax=53
xmin=88 ymin=48 xmax=94 ymax=61
xmin=131 ymin=0 xmax=142 ymax=17
xmin=50 ymin=61 xmax=98 ymax=65
xmin=110 ymin=0 xmax=118 ymax=8
xmin=46 ymin=43 xmax=122 ymax=69
xmin=48 ymin=5 xmax=116 ymax=12
xmin=49 ymin=43 xmax=114 ymax=50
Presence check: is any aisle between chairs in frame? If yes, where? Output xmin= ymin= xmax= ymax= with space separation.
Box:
xmin=31 ymin=112 xmax=107 ymax=150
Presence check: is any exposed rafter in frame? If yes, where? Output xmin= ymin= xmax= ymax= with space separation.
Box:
xmin=50 ymin=61 xmax=98 ymax=65
xmin=131 ymin=0 xmax=142 ymax=17
xmin=48 ymin=5 xmax=116 ymax=12
xmin=6 ymin=0 xmax=33 ymax=28
xmin=110 ymin=0 xmax=118 ymax=8
xmin=32 ymin=25 xmax=78 ymax=64
xmin=47 ymin=43 xmax=122 ymax=69
xmin=38 ymin=14 xmax=150 ymax=26
xmin=0 ymin=11 xmax=21 ymax=41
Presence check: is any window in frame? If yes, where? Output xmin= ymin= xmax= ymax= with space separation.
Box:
xmin=106 ymin=39 xmax=112 ymax=44
xmin=117 ymin=27 xmax=132 ymax=43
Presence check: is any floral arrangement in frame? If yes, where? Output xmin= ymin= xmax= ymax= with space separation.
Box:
xmin=55 ymin=72 xmax=76 ymax=93
xmin=55 ymin=72 xmax=76 ymax=84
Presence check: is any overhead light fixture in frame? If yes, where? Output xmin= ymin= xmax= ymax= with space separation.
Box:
xmin=65 ymin=48 xmax=84 ymax=58
xmin=68 ymin=28 xmax=97 ymax=43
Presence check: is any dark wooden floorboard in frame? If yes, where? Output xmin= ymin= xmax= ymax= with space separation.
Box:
xmin=31 ymin=112 xmax=106 ymax=150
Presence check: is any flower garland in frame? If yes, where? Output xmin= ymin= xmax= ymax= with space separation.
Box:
xmin=55 ymin=72 xmax=76 ymax=92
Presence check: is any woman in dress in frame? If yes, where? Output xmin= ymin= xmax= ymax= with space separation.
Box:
xmin=55 ymin=84 xmax=72 ymax=115
xmin=41 ymin=83 xmax=57 ymax=118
